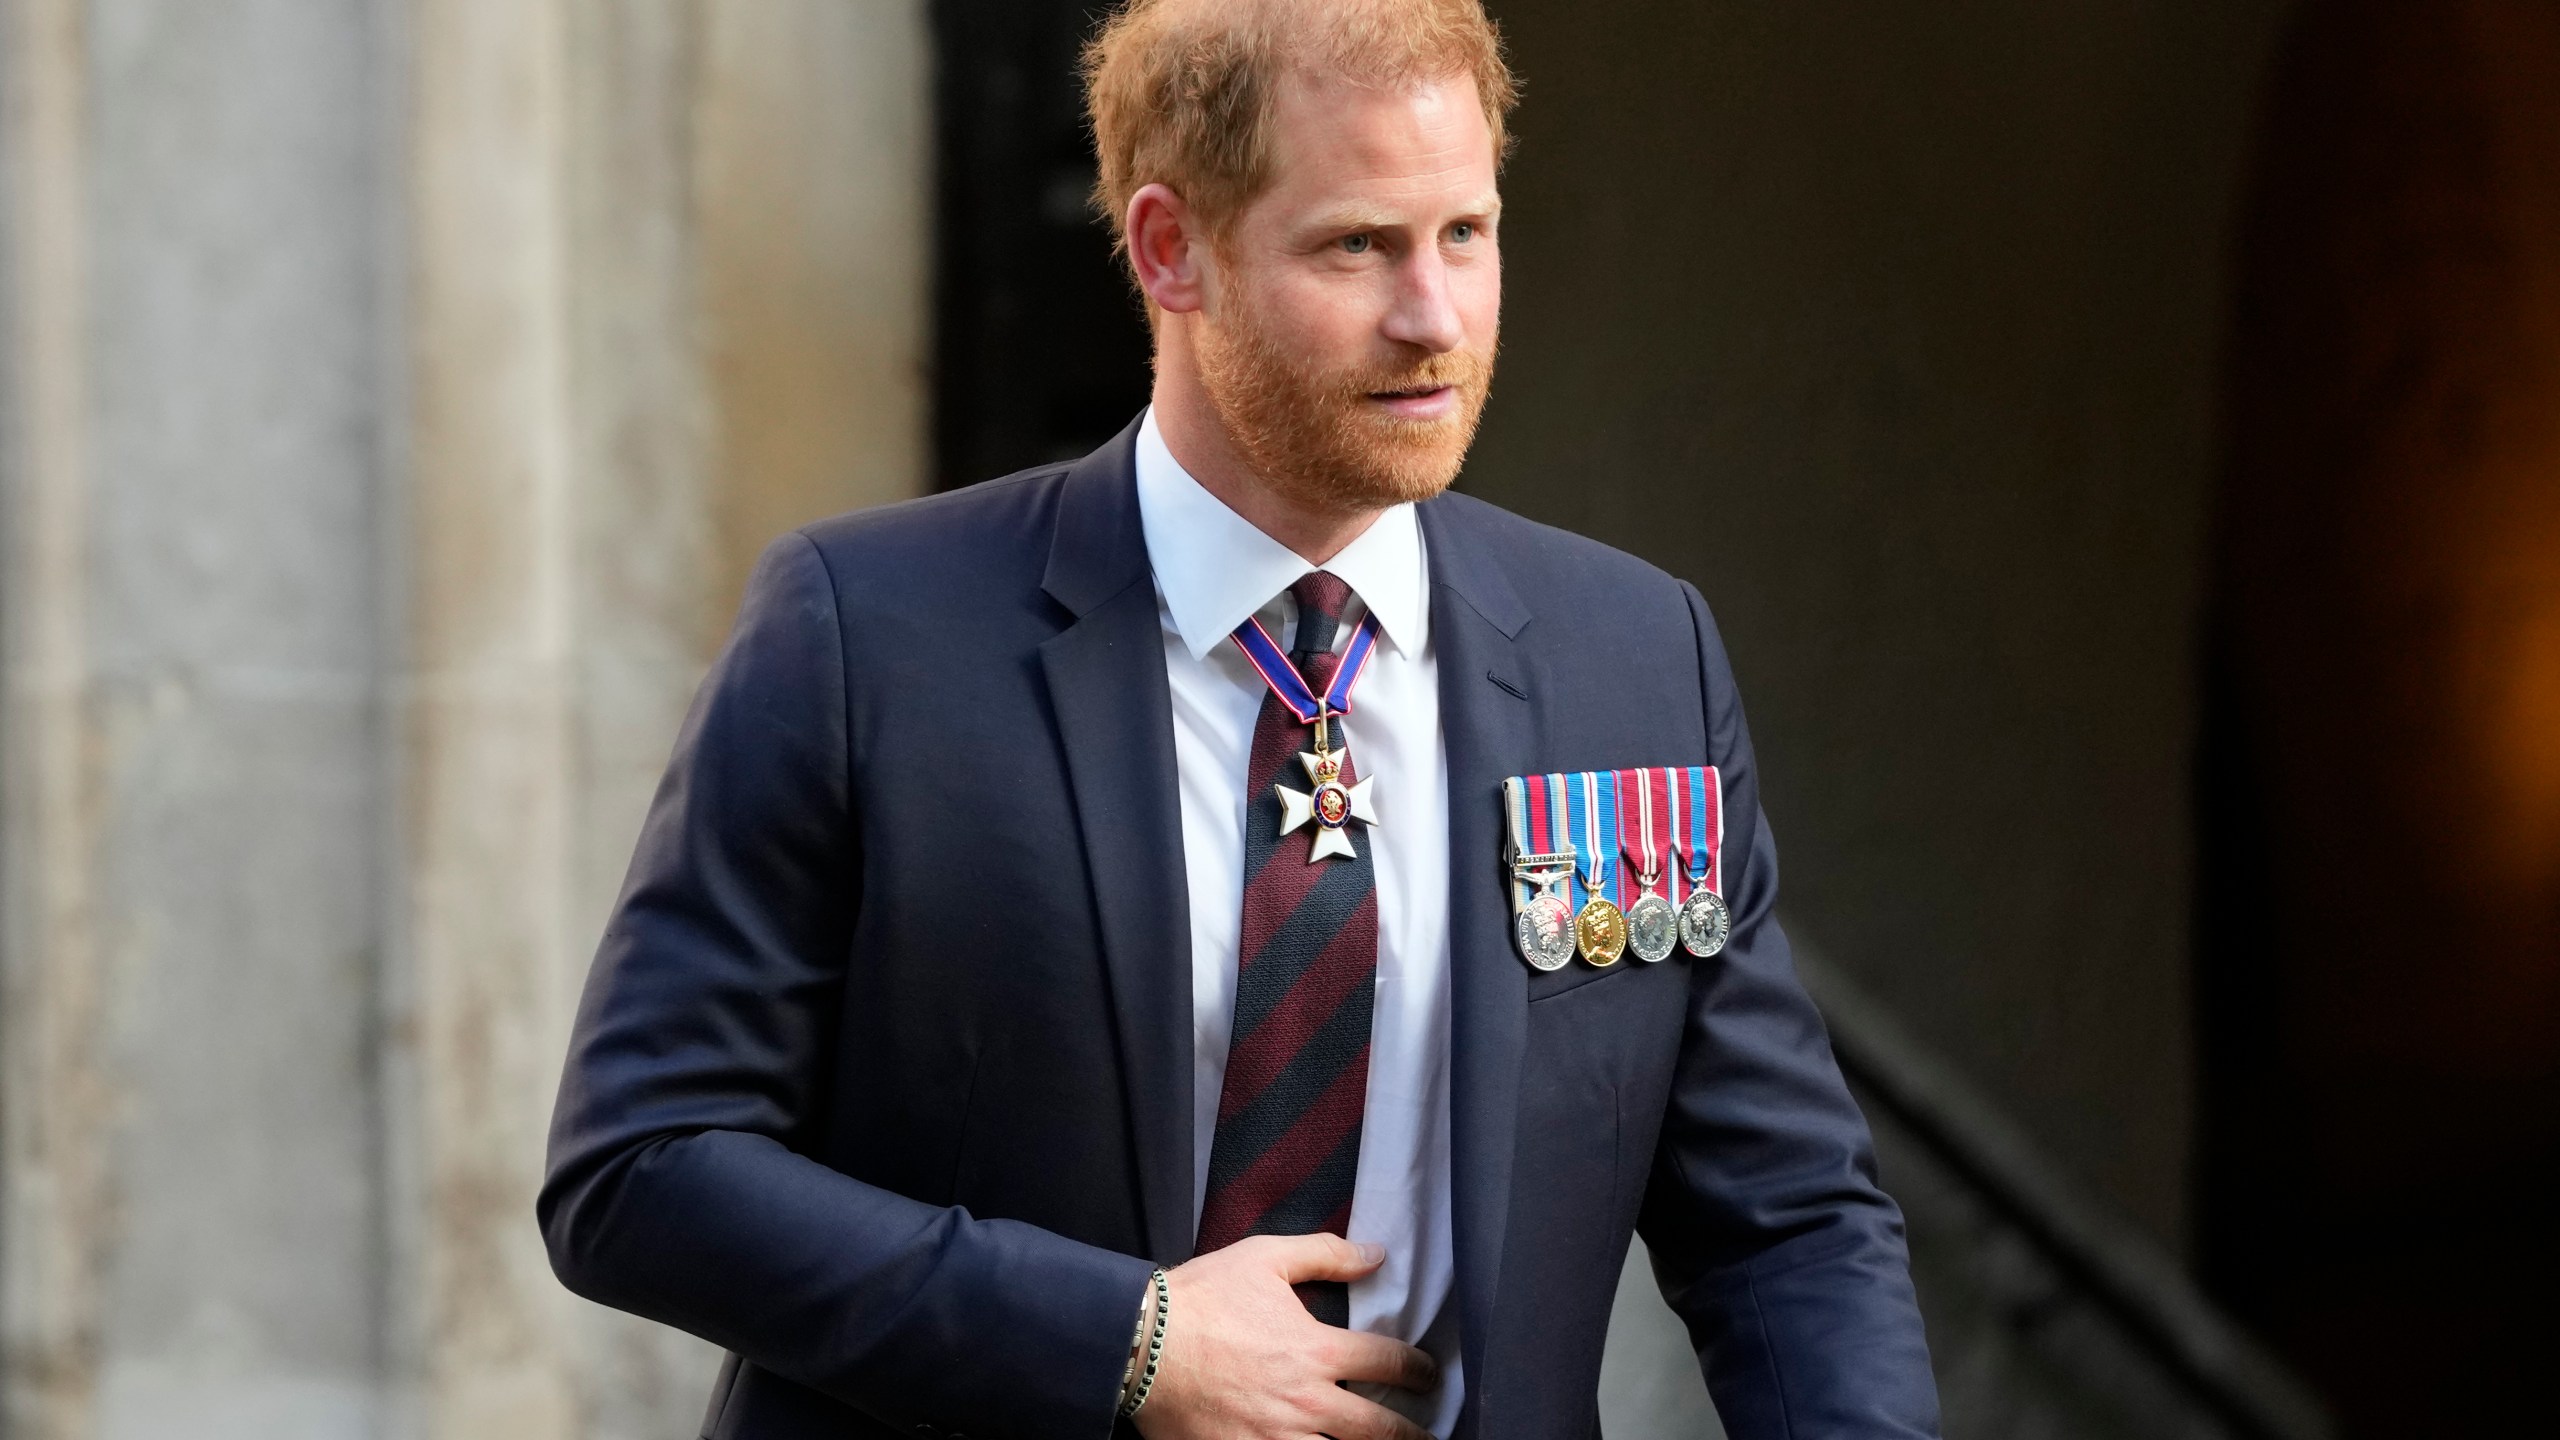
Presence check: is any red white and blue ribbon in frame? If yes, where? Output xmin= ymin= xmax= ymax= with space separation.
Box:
xmin=1505 ymin=765 xmax=1723 ymax=913
xmin=1542 ymin=772 xmax=1582 ymax=906
xmin=1500 ymin=772 xmax=1578 ymax=908
xmin=1503 ymin=774 xmax=1541 ymax=908
xmin=1571 ymin=769 xmax=1619 ymax=905
xmin=1668 ymin=764 xmax=1724 ymax=901
xmin=1229 ymin=609 xmax=1382 ymax=725
xmin=1617 ymin=766 xmax=1669 ymax=898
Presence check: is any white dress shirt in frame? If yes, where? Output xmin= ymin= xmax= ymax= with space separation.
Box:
xmin=1134 ymin=408 xmax=1463 ymax=1434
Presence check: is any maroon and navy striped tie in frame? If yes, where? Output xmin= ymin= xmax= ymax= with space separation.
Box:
xmin=1196 ymin=570 xmax=1377 ymax=1327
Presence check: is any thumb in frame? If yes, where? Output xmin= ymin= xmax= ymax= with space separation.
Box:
xmin=1271 ymin=1232 xmax=1385 ymax=1285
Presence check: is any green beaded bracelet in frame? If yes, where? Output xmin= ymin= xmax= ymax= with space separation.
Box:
xmin=1120 ymin=1268 xmax=1171 ymax=1418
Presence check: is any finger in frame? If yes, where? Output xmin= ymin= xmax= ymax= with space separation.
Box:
xmin=1311 ymin=1390 xmax=1435 ymax=1440
xmin=1269 ymin=1232 xmax=1385 ymax=1285
xmin=1328 ymin=1332 xmax=1440 ymax=1393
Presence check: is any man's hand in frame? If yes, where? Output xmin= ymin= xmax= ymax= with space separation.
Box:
xmin=1132 ymin=1234 xmax=1441 ymax=1440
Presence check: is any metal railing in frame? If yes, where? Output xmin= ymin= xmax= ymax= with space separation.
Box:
xmin=1794 ymin=947 xmax=2335 ymax=1440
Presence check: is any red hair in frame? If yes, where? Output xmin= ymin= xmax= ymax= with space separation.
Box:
xmin=1083 ymin=0 xmax=1518 ymax=260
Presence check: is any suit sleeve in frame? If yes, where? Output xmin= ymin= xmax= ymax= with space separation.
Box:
xmin=538 ymin=531 xmax=1154 ymax=1439
xmin=1635 ymin=581 xmax=1942 ymax=1439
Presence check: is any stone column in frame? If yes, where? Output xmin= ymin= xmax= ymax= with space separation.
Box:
xmin=397 ymin=3 xmax=931 ymax=1437
xmin=0 ymin=4 xmax=109 ymax=1434
xmin=400 ymin=0 xmax=584 ymax=1431
xmin=1 ymin=3 xmax=930 ymax=1438
xmin=1 ymin=3 xmax=398 ymax=1437
xmin=695 ymin=0 xmax=933 ymax=616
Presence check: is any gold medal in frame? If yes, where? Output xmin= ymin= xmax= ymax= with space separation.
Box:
xmin=1573 ymin=768 xmax=1626 ymax=965
xmin=1576 ymin=890 xmax=1627 ymax=966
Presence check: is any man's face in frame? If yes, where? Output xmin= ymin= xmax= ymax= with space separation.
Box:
xmin=1193 ymin=72 xmax=1502 ymax=514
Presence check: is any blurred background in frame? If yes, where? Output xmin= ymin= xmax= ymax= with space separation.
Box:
xmin=0 ymin=1 xmax=2552 ymax=1437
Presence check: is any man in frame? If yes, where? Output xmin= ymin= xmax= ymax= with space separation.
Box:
xmin=540 ymin=1 xmax=1940 ymax=1436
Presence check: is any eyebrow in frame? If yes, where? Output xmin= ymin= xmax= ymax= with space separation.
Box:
xmin=1306 ymin=193 xmax=1504 ymax=234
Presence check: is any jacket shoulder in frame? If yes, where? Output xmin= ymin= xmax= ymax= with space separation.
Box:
xmin=1426 ymin=487 xmax=1697 ymax=623
xmin=785 ymin=464 xmax=1074 ymax=614
xmin=796 ymin=464 xmax=1070 ymax=568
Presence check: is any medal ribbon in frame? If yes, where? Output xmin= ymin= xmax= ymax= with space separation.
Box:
xmin=1509 ymin=767 xmax=1718 ymax=911
xmin=1537 ymin=773 xmax=1574 ymax=908
xmin=1503 ymin=776 xmax=1546 ymax=913
xmin=1572 ymin=770 xmax=1620 ymax=906
xmin=1230 ymin=608 xmax=1383 ymax=726
xmin=1665 ymin=767 xmax=1688 ymax=903
xmin=1672 ymin=765 xmax=1724 ymax=899
xmin=1617 ymin=767 xmax=1669 ymax=898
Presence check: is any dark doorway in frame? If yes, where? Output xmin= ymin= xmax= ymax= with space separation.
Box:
xmin=930 ymin=0 xmax=1156 ymax=490
xmin=2197 ymin=1 xmax=2560 ymax=1432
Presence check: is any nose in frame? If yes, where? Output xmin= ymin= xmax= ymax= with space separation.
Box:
xmin=1380 ymin=249 xmax=1465 ymax=354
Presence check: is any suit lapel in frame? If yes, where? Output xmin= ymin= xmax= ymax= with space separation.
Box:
xmin=1418 ymin=497 xmax=1536 ymax=1406
xmin=1038 ymin=423 xmax=1196 ymax=1266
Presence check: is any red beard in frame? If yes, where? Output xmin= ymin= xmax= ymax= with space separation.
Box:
xmin=1196 ymin=284 xmax=1496 ymax=515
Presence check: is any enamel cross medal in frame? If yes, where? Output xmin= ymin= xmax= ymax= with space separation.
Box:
xmin=1231 ymin=604 xmax=1385 ymax=863
xmin=1276 ymin=705 xmax=1379 ymax=861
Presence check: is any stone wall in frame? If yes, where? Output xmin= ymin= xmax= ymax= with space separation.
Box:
xmin=0 ymin=4 xmax=929 ymax=1436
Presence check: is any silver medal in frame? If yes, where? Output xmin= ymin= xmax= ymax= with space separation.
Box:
xmin=1627 ymin=891 xmax=1678 ymax=963
xmin=1621 ymin=777 xmax=1677 ymax=963
xmin=1514 ymin=894 xmax=1577 ymax=971
xmin=1509 ymin=849 xmax=1579 ymax=972
xmin=1678 ymin=888 xmax=1732 ymax=958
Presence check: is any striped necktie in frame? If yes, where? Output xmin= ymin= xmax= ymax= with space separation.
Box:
xmin=1195 ymin=570 xmax=1378 ymax=1327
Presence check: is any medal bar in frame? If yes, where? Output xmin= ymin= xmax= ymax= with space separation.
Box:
xmin=1502 ymin=765 xmax=1731 ymax=970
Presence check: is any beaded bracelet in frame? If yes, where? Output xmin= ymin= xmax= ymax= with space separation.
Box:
xmin=1116 ymin=1281 xmax=1154 ymax=1407
xmin=1119 ymin=1268 xmax=1172 ymax=1418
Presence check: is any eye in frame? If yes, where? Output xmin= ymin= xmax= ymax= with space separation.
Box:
xmin=1451 ymin=222 xmax=1475 ymax=243
xmin=1340 ymin=233 xmax=1373 ymax=255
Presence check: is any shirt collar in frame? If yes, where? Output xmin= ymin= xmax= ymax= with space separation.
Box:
xmin=1133 ymin=406 xmax=1429 ymax=663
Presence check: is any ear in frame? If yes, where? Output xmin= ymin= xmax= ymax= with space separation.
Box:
xmin=1126 ymin=182 xmax=1212 ymax=315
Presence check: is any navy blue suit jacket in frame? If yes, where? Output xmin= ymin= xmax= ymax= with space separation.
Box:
xmin=540 ymin=419 xmax=1941 ymax=1440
